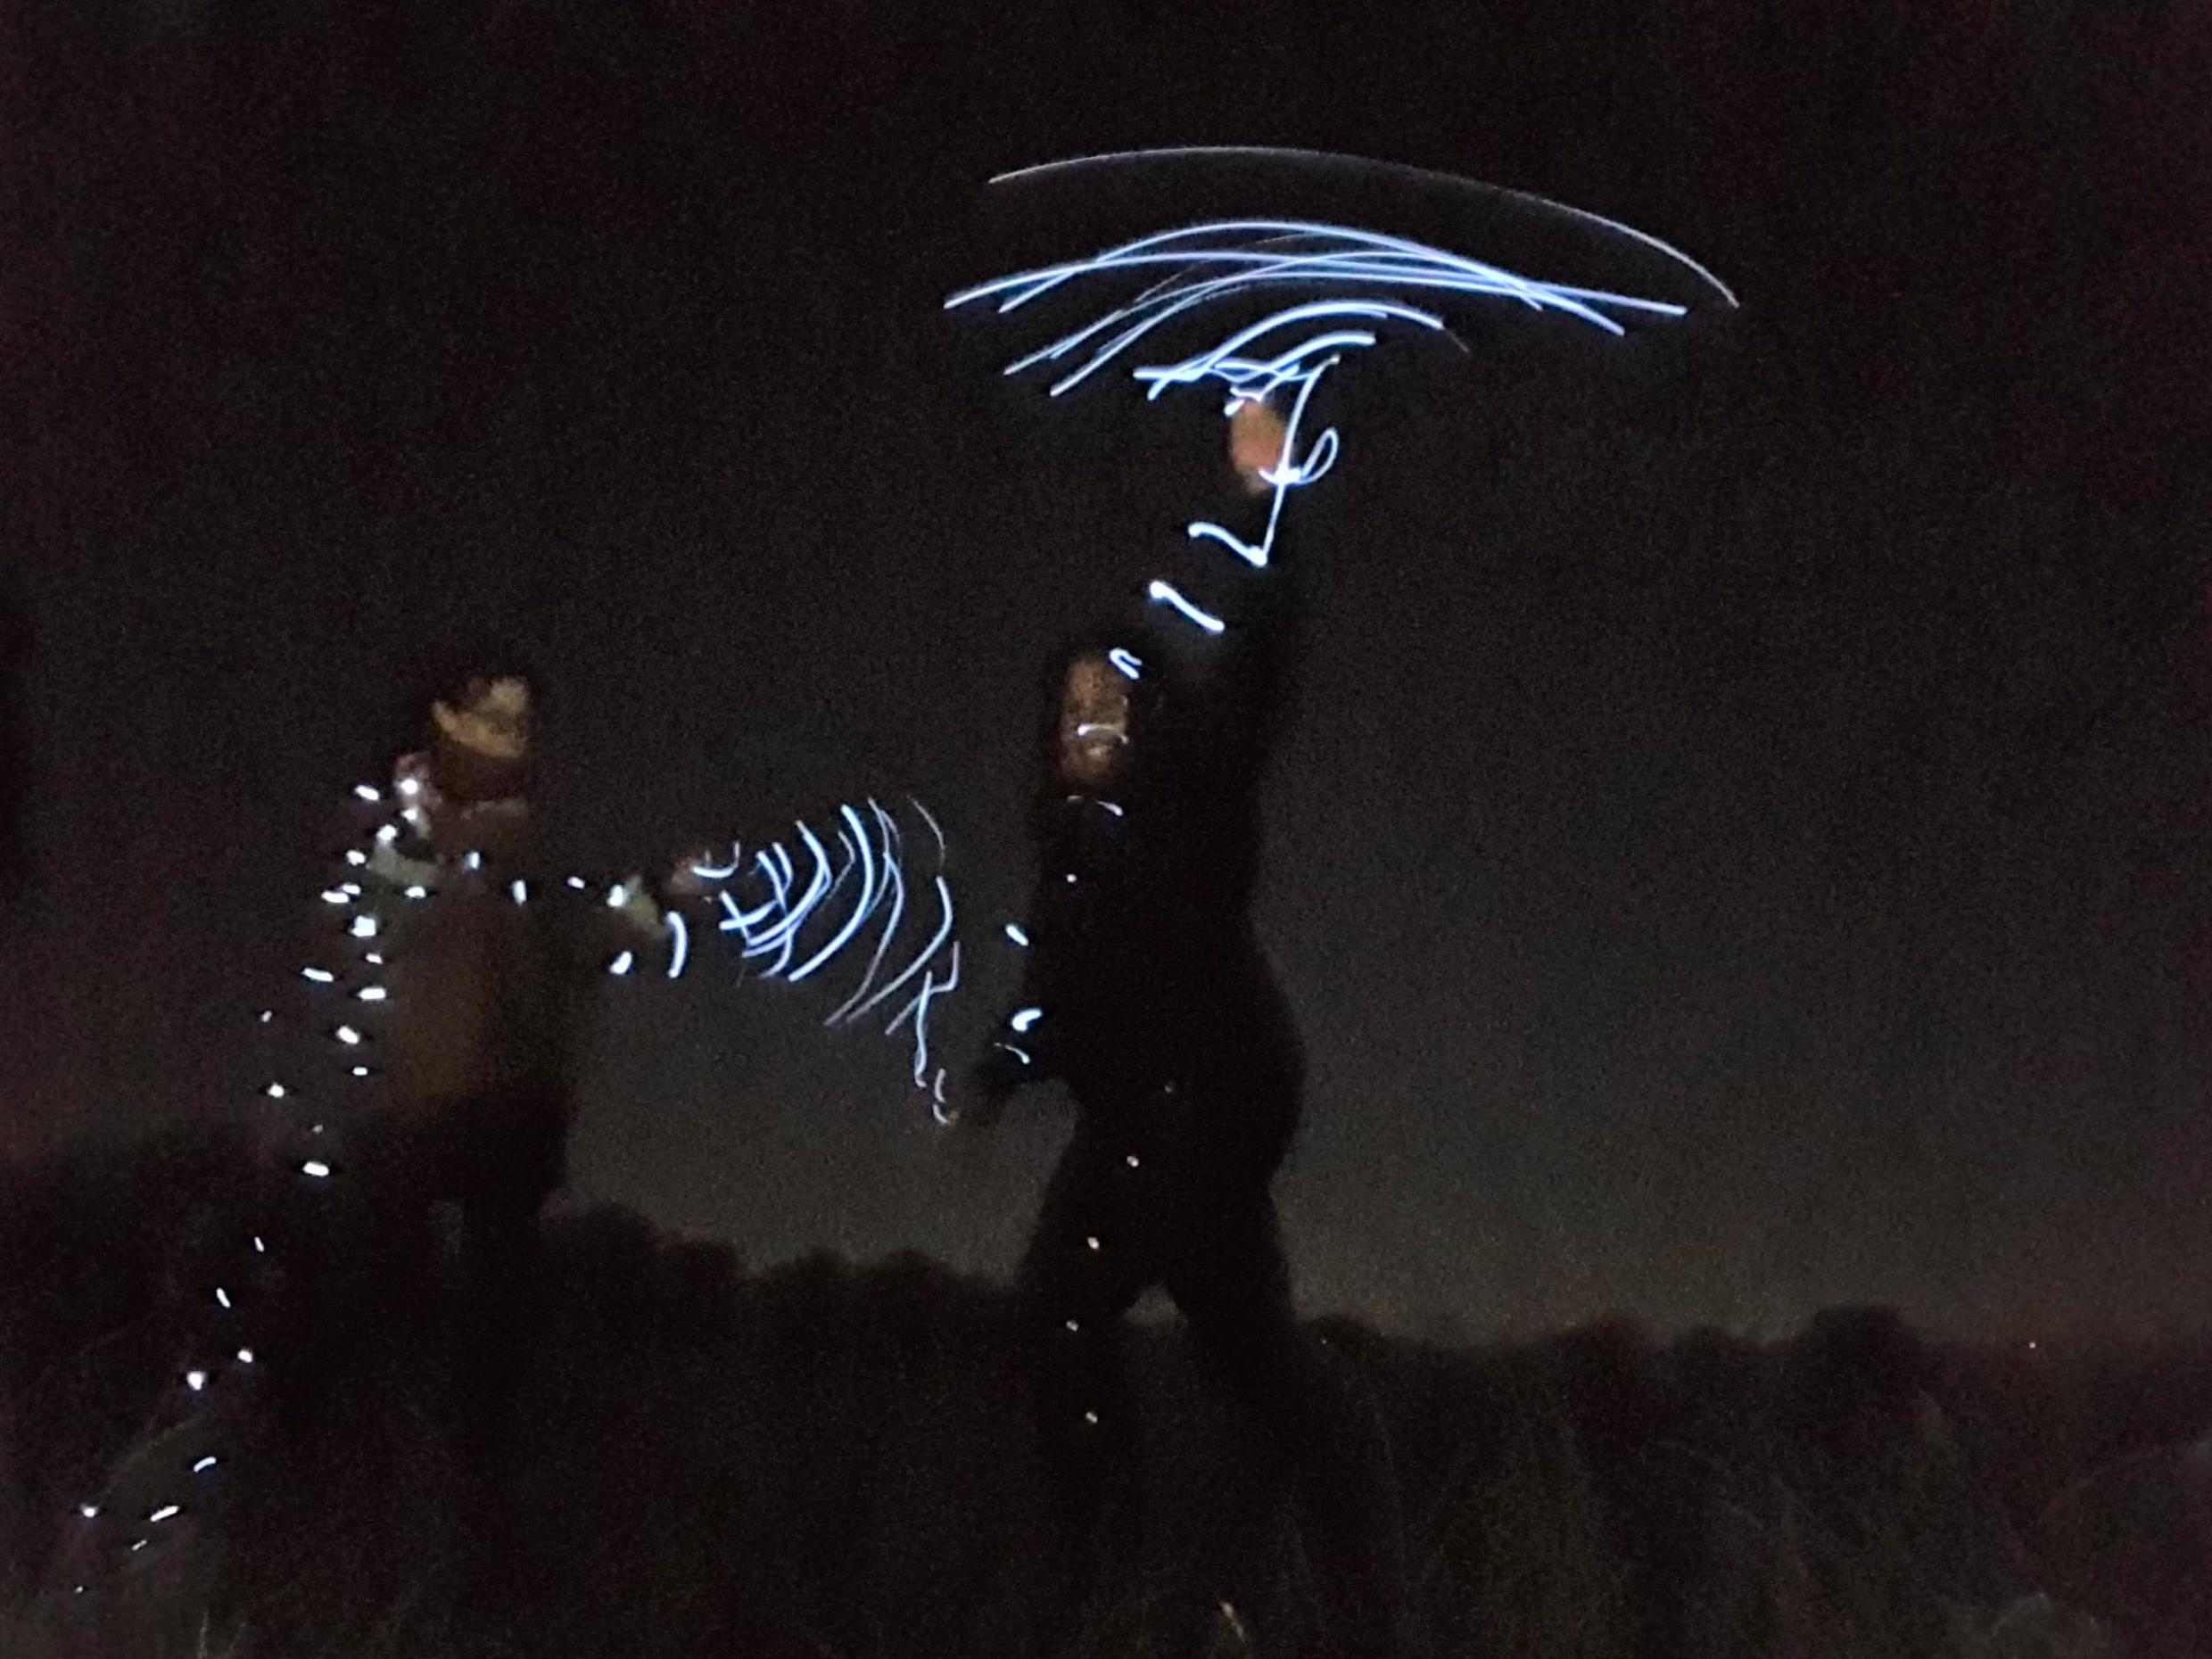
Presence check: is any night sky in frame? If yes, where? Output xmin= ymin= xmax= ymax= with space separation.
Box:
xmin=1 ymin=0 xmax=2206 ymax=1342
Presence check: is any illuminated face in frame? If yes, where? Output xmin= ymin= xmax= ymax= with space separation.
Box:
xmin=1057 ymin=655 xmax=1130 ymax=788
xmin=433 ymin=676 xmax=532 ymax=763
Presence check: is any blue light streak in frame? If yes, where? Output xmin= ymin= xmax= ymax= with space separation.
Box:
xmin=982 ymin=148 xmax=1739 ymax=307
xmin=951 ymin=210 xmax=1717 ymax=644
xmin=1107 ymin=648 xmax=1143 ymax=680
xmin=824 ymin=801 xmax=910 ymax=1027
xmin=789 ymin=805 xmax=878 ymax=985
xmin=692 ymin=843 xmax=744 ymax=880
xmin=1147 ymin=580 xmax=1226 ymax=635
xmin=1011 ymin=1006 xmax=1044 ymax=1032
xmin=673 ymin=796 xmax=965 ymax=1102
xmin=666 ymin=912 xmax=689 ymax=980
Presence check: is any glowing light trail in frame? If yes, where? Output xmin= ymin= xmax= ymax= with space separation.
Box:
xmin=951 ymin=210 xmax=1717 ymax=632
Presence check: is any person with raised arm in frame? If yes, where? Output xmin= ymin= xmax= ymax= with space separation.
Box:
xmin=967 ymin=398 xmax=1407 ymax=1657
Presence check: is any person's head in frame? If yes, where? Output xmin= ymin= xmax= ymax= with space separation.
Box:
xmin=408 ymin=641 xmax=542 ymax=855
xmin=1056 ymin=651 xmax=1132 ymax=788
xmin=431 ymin=672 xmax=533 ymax=791
xmin=1036 ymin=621 xmax=1167 ymax=794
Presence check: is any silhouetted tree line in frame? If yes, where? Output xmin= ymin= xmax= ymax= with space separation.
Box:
xmin=4 ymin=1121 xmax=2207 ymax=1656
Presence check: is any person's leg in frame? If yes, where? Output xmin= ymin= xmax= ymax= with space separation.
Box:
xmin=1017 ymin=1112 xmax=1153 ymax=1652
xmin=1168 ymin=1186 xmax=1411 ymax=1659
xmin=451 ymin=1081 xmax=568 ymax=1475
xmin=448 ymin=1087 xmax=559 ymax=1657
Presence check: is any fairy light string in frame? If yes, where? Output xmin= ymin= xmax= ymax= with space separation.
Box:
xmin=54 ymin=778 xmax=964 ymax=1605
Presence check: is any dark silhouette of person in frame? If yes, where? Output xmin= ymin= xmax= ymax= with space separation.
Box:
xmin=250 ymin=648 xmax=689 ymax=1638
xmin=967 ymin=398 xmax=1407 ymax=1656
xmin=312 ymin=657 xmax=679 ymax=1390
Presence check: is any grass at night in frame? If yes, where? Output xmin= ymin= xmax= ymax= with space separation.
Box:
xmin=3 ymin=1122 xmax=2203 ymax=1658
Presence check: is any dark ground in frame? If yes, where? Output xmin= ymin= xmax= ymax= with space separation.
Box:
xmin=3 ymin=1122 xmax=2208 ymax=1657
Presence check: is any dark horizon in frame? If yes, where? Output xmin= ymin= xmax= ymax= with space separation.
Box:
xmin=1 ymin=0 xmax=2207 ymax=1345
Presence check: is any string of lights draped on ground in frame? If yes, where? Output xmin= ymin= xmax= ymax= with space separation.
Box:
xmin=48 ymin=778 xmax=964 ymax=1611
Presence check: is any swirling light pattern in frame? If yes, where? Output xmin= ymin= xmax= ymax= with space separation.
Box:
xmin=678 ymin=796 xmax=964 ymax=1109
xmin=947 ymin=216 xmax=1715 ymax=618
xmin=945 ymin=182 xmax=1725 ymax=1164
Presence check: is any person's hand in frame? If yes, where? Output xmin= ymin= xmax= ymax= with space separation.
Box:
xmin=666 ymin=845 xmax=727 ymax=901
xmin=1230 ymin=395 xmax=1290 ymax=495
xmin=960 ymin=1041 xmax=1036 ymax=1129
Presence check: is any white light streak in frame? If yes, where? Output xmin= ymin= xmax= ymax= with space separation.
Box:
xmin=350 ymin=915 xmax=378 ymax=937
xmin=263 ymin=1084 xmax=286 ymax=1099
xmin=318 ymin=889 xmax=350 ymax=905
xmin=334 ymin=1026 xmax=361 ymax=1045
xmin=1004 ymin=922 xmax=1029 ymax=945
xmin=402 ymin=885 xmax=427 ymax=900
xmin=691 ymin=843 xmax=743 ymax=879
xmin=509 ymin=879 xmax=527 ymax=904
xmin=193 ymin=1457 xmax=218 ymax=1473
xmin=354 ymin=784 xmax=381 ymax=802
xmin=666 ymin=911 xmax=689 ymax=979
xmin=608 ymin=952 xmax=634 ymax=977
xmin=357 ymin=986 xmax=386 ymax=1003
xmin=236 ymin=1349 xmax=254 ymax=1365
xmin=1108 ymin=648 xmax=1143 ymax=679
xmin=214 ymin=1288 xmax=230 ymax=1309
xmin=1011 ymin=1007 xmax=1043 ymax=1032
xmin=149 ymin=1505 xmax=179 ymax=1524
xmin=1146 ymin=580 xmax=1226 ymax=635
xmin=185 ymin=1370 xmax=207 ymax=1391
xmin=301 ymin=967 xmax=334 ymax=984
xmin=301 ymin=1161 xmax=330 ymax=1179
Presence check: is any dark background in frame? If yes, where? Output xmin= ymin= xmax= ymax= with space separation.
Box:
xmin=1 ymin=0 xmax=2205 ymax=1341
